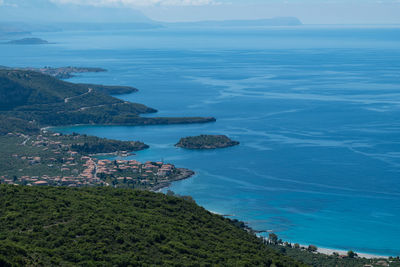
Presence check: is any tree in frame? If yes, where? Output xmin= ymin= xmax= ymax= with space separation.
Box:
xmin=181 ymin=195 xmax=195 ymax=203
xmin=347 ymin=250 xmax=357 ymax=258
xmin=268 ymin=233 xmax=278 ymax=245
xmin=294 ymin=243 xmax=300 ymax=249
xmin=307 ymin=245 xmax=317 ymax=252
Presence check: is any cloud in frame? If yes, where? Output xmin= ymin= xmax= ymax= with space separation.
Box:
xmin=49 ymin=0 xmax=219 ymax=7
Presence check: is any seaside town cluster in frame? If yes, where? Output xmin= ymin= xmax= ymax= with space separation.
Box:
xmin=0 ymin=132 xmax=178 ymax=188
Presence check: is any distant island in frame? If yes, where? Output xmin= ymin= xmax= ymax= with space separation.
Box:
xmin=167 ymin=17 xmax=302 ymax=28
xmin=6 ymin=37 xmax=49 ymax=45
xmin=176 ymin=135 xmax=240 ymax=149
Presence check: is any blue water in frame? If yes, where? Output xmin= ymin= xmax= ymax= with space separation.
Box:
xmin=2 ymin=25 xmax=400 ymax=256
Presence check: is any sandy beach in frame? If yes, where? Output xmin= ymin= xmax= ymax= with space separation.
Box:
xmin=314 ymin=246 xmax=389 ymax=259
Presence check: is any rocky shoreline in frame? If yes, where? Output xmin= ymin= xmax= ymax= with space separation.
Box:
xmin=150 ymin=168 xmax=195 ymax=192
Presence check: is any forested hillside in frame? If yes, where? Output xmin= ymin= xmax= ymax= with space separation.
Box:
xmin=0 ymin=185 xmax=305 ymax=266
xmin=0 ymin=69 xmax=215 ymax=127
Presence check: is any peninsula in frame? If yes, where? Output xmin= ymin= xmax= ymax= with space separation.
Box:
xmin=0 ymin=131 xmax=193 ymax=190
xmin=0 ymin=68 xmax=214 ymax=189
xmin=176 ymin=134 xmax=240 ymax=149
xmin=0 ymin=69 xmax=397 ymax=266
xmin=0 ymin=66 xmax=139 ymax=94
xmin=0 ymin=69 xmax=215 ymax=127
xmin=0 ymin=66 xmax=106 ymax=79
xmin=31 ymin=66 xmax=106 ymax=79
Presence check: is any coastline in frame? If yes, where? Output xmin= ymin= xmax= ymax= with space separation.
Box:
xmin=262 ymin=239 xmax=392 ymax=259
xmin=35 ymin=85 xmax=394 ymax=260
xmin=89 ymin=152 xmax=135 ymax=157
xmin=45 ymin=117 xmax=216 ymax=132
xmin=151 ymin=168 xmax=195 ymax=192
xmin=43 ymin=124 xmax=396 ymax=259
xmin=313 ymin=246 xmax=389 ymax=259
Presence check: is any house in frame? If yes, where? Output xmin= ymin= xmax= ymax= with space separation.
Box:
xmin=376 ymin=261 xmax=389 ymax=267
xmin=33 ymin=181 xmax=48 ymax=186
xmin=157 ymin=170 xmax=168 ymax=177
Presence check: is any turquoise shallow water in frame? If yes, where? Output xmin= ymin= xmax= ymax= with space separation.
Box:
xmin=2 ymin=25 xmax=400 ymax=256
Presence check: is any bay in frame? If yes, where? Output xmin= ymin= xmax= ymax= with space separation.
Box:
xmin=2 ymin=25 xmax=400 ymax=256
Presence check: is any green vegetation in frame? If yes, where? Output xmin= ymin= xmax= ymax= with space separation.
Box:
xmin=33 ymin=66 xmax=106 ymax=79
xmin=176 ymin=134 xmax=240 ymax=149
xmin=347 ymin=250 xmax=357 ymax=258
xmin=0 ymin=115 xmax=40 ymax=135
xmin=0 ymin=69 xmax=216 ymax=190
xmin=0 ymin=131 xmax=146 ymax=177
xmin=0 ymin=134 xmax=82 ymax=179
xmin=2 ymin=67 xmax=395 ymax=266
xmin=96 ymin=160 xmax=194 ymax=191
xmin=0 ymin=66 xmax=106 ymax=79
xmin=0 ymin=185 xmax=305 ymax=266
xmin=0 ymin=69 xmax=215 ymax=127
xmin=76 ymin=83 xmax=138 ymax=95
xmin=66 ymin=133 xmax=148 ymax=155
xmin=0 ymin=132 xmax=194 ymax=190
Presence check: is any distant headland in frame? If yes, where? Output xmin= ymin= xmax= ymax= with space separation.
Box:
xmin=166 ymin=17 xmax=302 ymax=28
xmin=0 ymin=66 xmax=139 ymax=94
xmin=6 ymin=38 xmax=49 ymax=45
xmin=32 ymin=66 xmax=106 ymax=79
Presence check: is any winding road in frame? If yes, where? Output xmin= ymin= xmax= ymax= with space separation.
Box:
xmin=64 ymin=87 xmax=92 ymax=103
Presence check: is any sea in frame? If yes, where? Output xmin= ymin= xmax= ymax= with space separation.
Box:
xmin=2 ymin=25 xmax=400 ymax=256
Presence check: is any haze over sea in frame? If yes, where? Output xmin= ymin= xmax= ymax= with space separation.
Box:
xmin=2 ymin=25 xmax=400 ymax=256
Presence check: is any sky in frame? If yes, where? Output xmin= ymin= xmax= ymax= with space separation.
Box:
xmin=1 ymin=0 xmax=400 ymax=24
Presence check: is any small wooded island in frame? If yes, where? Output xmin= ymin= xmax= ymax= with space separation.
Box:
xmin=176 ymin=135 xmax=239 ymax=149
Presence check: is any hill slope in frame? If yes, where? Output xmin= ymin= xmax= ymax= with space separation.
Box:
xmin=0 ymin=69 xmax=215 ymax=128
xmin=0 ymin=185 xmax=305 ymax=266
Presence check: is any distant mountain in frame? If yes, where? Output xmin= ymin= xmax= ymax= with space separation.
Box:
xmin=0 ymin=1 xmax=152 ymax=24
xmin=168 ymin=17 xmax=302 ymax=27
xmin=0 ymin=1 xmax=161 ymax=31
xmin=0 ymin=24 xmax=30 ymax=36
xmin=6 ymin=38 xmax=48 ymax=45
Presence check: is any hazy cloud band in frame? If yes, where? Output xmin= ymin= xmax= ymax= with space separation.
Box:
xmin=49 ymin=0 xmax=219 ymax=6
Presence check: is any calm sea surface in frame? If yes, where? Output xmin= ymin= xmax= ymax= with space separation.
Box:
xmin=2 ymin=25 xmax=400 ymax=255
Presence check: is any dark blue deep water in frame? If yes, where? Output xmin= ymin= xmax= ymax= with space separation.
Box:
xmin=2 ymin=25 xmax=400 ymax=256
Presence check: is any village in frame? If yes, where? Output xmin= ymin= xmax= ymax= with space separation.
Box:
xmin=0 ymin=132 xmax=192 ymax=190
